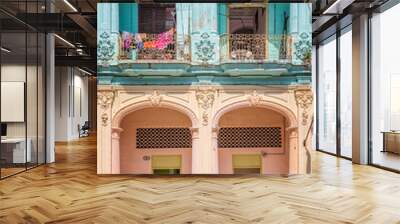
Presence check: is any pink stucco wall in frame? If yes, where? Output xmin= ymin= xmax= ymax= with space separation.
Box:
xmin=218 ymin=107 xmax=288 ymax=174
xmin=119 ymin=108 xmax=193 ymax=174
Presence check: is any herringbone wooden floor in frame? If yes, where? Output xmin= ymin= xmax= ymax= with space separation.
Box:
xmin=1 ymin=136 xmax=400 ymax=224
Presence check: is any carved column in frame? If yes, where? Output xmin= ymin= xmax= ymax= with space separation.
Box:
xmin=287 ymin=127 xmax=299 ymax=174
xmin=194 ymin=87 xmax=218 ymax=174
xmin=211 ymin=127 xmax=220 ymax=174
xmin=190 ymin=127 xmax=200 ymax=174
xmin=97 ymin=90 xmax=114 ymax=174
xmin=111 ymin=127 xmax=123 ymax=174
xmin=294 ymin=88 xmax=313 ymax=174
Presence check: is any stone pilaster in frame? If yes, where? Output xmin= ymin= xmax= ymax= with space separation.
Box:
xmin=193 ymin=86 xmax=218 ymax=173
xmin=190 ymin=127 xmax=200 ymax=174
xmin=97 ymin=90 xmax=114 ymax=174
xmin=111 ymin=127 xmax=123 ymax=174
xmin=294 ymin=88 xmax=313 ymax=174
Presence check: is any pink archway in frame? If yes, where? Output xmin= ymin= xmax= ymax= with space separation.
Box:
xmin=212 ymin=99 xmax=297 ymax=129
xmin=112 ymin=100 xmax=199 ymax=129
xmin=110 ymin=99 xmax=199 ymax=174
xmin=212 ymin=99 xmax=299 ymax=174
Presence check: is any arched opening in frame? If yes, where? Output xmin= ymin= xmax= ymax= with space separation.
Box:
xmin=119 ymin=107 xmax=194 ymax=174
xmin=217 ymin=107 xmax=291 ymax=174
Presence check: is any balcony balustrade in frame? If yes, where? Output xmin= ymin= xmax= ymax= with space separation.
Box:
xmin=119 ymin=33 xmax=295 ymax=63
xmin=221 ymin=34 xmax=294 ymax=62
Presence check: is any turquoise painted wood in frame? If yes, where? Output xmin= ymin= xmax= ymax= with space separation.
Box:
xmin=218 ymin=4 xmax=227 ymax=35
xmin=119 ymin=3 xmax=138 ymax=33
xmin=268 ymin=4 xmax=290 ymax=62
xmin=176 ymin=3 xmax=192 ymax=61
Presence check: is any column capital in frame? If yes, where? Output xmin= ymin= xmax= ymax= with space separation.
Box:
xmin=111 ymin=127 xmax=124 ymax=139
xmin=212 ymin=127 xmax=220 ymax=139
xmin=190 ymin=127 xmax=200 ymax=139
xmin=286 ymin=126 xmax=298 ymax=139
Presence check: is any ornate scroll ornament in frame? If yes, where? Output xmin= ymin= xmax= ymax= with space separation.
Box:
xmin=97 ymin=32 xmax=115 ymax=66
xmin=248 ymin=90 xmax=262 ymax=106
xmin=196 ymin=87 xmax=216 ymax=126
xmin=98 ymin=91 xmax=114 ymax=127
xmin=97 ymin=91 xmax=114 ymax=110
xmin=295 ymin=90 xmax=313 ymax=126
xmin=194 ymin=33 xmax=215 ymax=64
xmin=148 ymin=90 xmax=163 ymax=107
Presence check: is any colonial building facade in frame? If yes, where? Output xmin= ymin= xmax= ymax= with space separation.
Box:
xmin=97 ymin=3 xmax=313 ymax=175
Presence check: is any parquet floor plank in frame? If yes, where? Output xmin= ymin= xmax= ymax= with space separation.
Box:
xmin=1 ymin=136 xmax=400 ymax=223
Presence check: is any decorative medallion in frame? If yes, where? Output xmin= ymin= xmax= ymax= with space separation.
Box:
xmin=248 ymin=90 xmax=262 ymax=106
xmin=295 ymin=89 xmax=313 ymax=126
xmin=294 ymin=32 xmax=312 ymax=65
xmin=196 ymin=87 xmax=216 ymax=126
xmin=97 ymin=32 xmax=115 ymax=66
xmin=97 ymin=91 xmax=114 ymax=110
xmin=148 ymin=90 xmax=163 ymax=107
xmin=194 ymin=33 xmax=215 ymax=64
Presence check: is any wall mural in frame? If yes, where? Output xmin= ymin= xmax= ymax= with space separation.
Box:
xmin=97 ymin=3 xmax=313 ymax=175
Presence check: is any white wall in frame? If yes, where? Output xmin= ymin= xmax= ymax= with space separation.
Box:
xmin=1 ymin=63 xmax=46 ymax=164
xmin=1 ymin=65 xmax=39 ymax=138
xmin=55 ymin=67 xmax=89 ymax=141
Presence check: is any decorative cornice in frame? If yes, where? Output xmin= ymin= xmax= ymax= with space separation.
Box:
xmin=148 ymin=90 xmax=163 ymax=107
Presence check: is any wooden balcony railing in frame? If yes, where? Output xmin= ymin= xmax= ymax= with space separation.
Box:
xmin=221 ymin=34 xmax=294 ymax=62
xmin=229 ymin=34 xmax=267 ymax=60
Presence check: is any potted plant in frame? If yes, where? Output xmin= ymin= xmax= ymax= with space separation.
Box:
xmin=302 ymin=48 xmax=311 ymax=68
